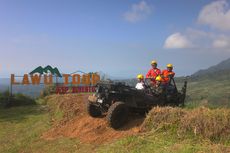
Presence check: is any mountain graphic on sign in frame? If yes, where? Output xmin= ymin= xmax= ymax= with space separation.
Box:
xmin=29 ymin=65 xmax=62 ymax=77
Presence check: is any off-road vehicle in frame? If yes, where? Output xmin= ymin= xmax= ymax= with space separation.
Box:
xmin=87 ymin=78 xmax=187 ymax=129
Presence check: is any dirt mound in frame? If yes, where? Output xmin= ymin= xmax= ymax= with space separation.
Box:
xmin=42 ymin=94 xmax=144 ymax=144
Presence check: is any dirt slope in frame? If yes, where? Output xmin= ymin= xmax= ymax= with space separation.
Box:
xmin=42 ymin=94 xmax=144 ymax=144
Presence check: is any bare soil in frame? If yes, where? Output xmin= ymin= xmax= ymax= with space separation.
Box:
xmin=42 ymin=94 xmax=144 ymax=144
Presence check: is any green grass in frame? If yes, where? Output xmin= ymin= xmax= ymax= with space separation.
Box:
xmin=0 ymin=105 xmax=229 ymax=153
xmin=0 ymin=87 xmax=230 ymax=153
xmin=98 ymin=126 xmax=230 ymax=153
xmin=0 ymin=105 xmax=96 ymax=153
xmin=175 ymin=78 xmax=230 ymax=108
xmin=97 ymin=106 xmax=230 ymax=153
xmin=0 ymin=105 xmax=49 ymax=152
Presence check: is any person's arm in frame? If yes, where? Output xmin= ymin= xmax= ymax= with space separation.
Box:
xmin=157 ymin=69 xmax=161 ymax=76
xmin=168 ymin=72 xmax=175 ymax=78
xmin=161 ymin=70 xmax=166 ymax=78
xmin=146 ymin=70 xmax=151 ymax=78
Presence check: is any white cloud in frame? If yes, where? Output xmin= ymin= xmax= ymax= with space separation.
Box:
xmin=164 ymin=28 xmax=230 ymax=50
xmin=198 ymin=0 xmax=230 ymax=31
xmin=213 ymin=36 xmax=230 ymax=48
xmin=164 ymin=33 xmax=193 ymax=49
xmin=164 ymin=0 xmax=230 ymax=50
xmin=123 ymin=1 xmax=152 ymax=23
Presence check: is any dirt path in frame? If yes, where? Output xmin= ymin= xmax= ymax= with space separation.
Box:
xmin=42 ymin=94 xmax=144 ymax=144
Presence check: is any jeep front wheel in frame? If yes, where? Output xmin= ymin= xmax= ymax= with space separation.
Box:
xmin=107 ymin=102 xmax=129 ymax=129
xmin=87 ymin=101 xmax=102 ymax=117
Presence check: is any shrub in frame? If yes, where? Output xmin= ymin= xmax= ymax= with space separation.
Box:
xmin=0 ymin=90 xmax=36 ymax=108
xmin=0 ymin=90 xmax=11 ymax=107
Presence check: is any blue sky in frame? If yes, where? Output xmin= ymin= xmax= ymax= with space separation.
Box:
xmin=0 ymin=0 xmax=230 ymax=78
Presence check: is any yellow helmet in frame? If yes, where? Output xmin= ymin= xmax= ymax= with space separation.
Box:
xmin=167 ymin=64 xmax=173 ymax=68
xmin=151 ymin=60 xmax=157 ymax=65
xmin=155 ymin=75 xmax=162 ymax=81
xmin=137 ymin=74 xmax=144 ymax=79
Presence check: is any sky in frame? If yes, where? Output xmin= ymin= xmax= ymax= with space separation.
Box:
xmin=0 ymin=0 xmax=230 ymax=78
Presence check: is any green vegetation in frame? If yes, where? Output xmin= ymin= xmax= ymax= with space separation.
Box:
xmin=0 ymin=91 xmax=36 ymax=108
xmin=0 ymin=101 xmax=95 ymax=153
xmin=0 ymin=106 xmax=49 ymax=153
xmin=142 ymin=107 xmax=230 ymax=143
xmin=177 ymin=78 xmax=230 ymax=108
xmin=1 ymin=96 xmax=230 ymax=153
xmin=98 ymin=131 xmax=229 ymax=153
xmin=99 ymin=107 xmax=230 ymax=153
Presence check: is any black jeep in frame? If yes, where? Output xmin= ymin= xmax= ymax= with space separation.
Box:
xmin=87 ymin=78 xmax=187 ymax=129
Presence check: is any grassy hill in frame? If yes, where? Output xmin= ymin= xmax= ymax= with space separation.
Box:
xmin=183 ymin=57 xmax=230 ymax=108
xmin=183 ymin=77 xmax=230 ymax=108
xmin=1 ymin=94 xmax=230 ymax=153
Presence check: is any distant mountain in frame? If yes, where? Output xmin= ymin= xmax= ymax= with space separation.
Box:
xmin=192 ymin=58 xmax=230 ymax=76
xmin=191 ymin=57 xmax=230 ymax=80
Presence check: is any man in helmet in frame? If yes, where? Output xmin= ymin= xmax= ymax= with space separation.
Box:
xmin=135 ymin=74 xmax=145 ymax=90
xmin=161 ymin=64 xmax=175 ymax=84
xmin=146 ymin=60 xmax=161 ymax=85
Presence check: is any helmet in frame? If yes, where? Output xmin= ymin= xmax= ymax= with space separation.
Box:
xmin=137 ymin=74 xmax=144 ymax=79
xmin=151 ymin=60 xmax=157 ymax=65
xmin=167 ymin=64 xmax=173 ymax=68
xmin=155 ymin=75 xmax=162 ymax=81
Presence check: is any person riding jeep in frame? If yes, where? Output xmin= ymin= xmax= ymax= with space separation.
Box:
xmin=135 ymin=74 xmax=146 ymax=90
xmin=146 ymin=60 xmax=161 ymax=85
xmin=161 ymin=64 xmax=175 ymax=83
xmin=154 ymin=75 xmax=167 ymax=95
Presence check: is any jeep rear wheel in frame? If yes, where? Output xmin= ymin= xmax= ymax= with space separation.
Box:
xmin=87 ymin=101 xmax=102 ymax=117
xmin=107 ymin=102 xmax=129 ymax=129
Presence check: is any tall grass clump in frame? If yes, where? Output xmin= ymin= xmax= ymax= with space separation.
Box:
xmin=142 ymin=106 xmax=230 ymax=143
